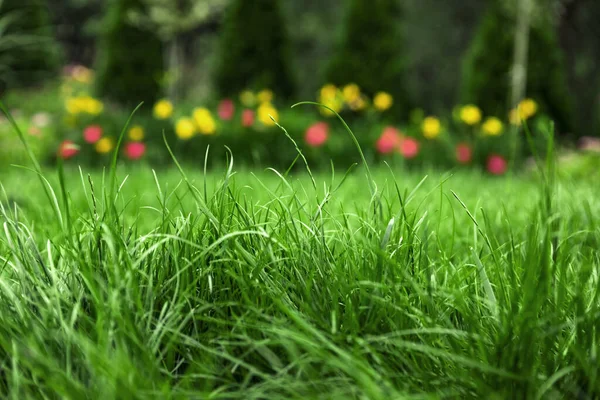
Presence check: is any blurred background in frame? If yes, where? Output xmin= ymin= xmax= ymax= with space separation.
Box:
xmin=1 ymin=0 xmax=599 ymax=173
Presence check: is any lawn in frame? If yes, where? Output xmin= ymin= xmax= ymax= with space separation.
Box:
xmin=0 ymin=159 xmax=599 ymax=398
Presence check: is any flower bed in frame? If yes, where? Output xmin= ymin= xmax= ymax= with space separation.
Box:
xmin=1 ymin=65 xmax=556 ymax=175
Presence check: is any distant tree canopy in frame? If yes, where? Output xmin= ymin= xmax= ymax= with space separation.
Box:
xmin=214 ymin=0 xmax=296 ymax=100
xmin=47 ymin=0 xmax=102 ymax=65
xmin=0 ymin=0 xmax=61 ymax=89
xmin=130 ymin=0 xmax=226 ymax=41
xmin=461 ymin=0 xmax=574 ymax=134
xmin=325 ymin=0 xmax=413 ymax=120
xmin=94 ymin=0 xmax=164 ymax=107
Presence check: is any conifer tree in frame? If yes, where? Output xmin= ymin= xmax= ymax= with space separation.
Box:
xmin=95 ymin=0 xmax=164 ymax=106
xmin=325 ymin=0 xmax=412 ymax=119
xmin=214 ymin=0 xmax=296 ymax=100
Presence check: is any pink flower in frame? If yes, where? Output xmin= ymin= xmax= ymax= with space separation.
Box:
xmin=242 ymin=109 xmax=255 ymax=127
xmin=83 ymin=125 xmax=103 ymax=143
xmin=218 ymin=99 xmax=235 ymax=120
xmin=58 ymin=140 xmax=79 ymax=159
xmin=456 ymin=143 xmax=472 ymax=164
xmin=305 ymin=122 xmax=329 ymax=147
xmin=399 ymin=137 xmax=419 ymax=159
xmin=124 ymin=142 xmax=146 ymax=160
xmin=487 ymin=154 xmax=507 ymax=175
xmin=376 ymin=126 xmax=401 ymax=154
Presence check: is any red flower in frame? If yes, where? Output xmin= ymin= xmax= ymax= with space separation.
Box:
xmin=124 ymin=142 xmax=146 ymax=160
xmin=399 ymin=137 xmax=419 ymax=159
xmin=242 ymin=109 xmax=255 ymax=127
xmin=218 ymin=99 xmax=235 ymax=121
xmin=456 ymin=143 xmax=472 ymax=164
xmin=305 ymin=122 xmax=329 ymax=147
xmin=83 ymin=125 xmax=103 ymax=143
xmin=58 ymin=140 xmax=79 ymax=159
xmin=487 ymin=154 xmax=507 ymax=175
xmin=376 ymin=126 xmax=401 ymax=154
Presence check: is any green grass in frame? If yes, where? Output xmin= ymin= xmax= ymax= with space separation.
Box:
xmin=0 ymin=110 xmax=599 ymax=398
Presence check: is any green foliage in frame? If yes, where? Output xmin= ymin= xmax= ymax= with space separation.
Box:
xmin=94 ymin=0 xmax=164 ymax=107
xmin=0 ymin=0 xmax=61 ymax=89
xmin=214 ymin=0 xmax=296 ymax=100
xmin=325 ymin=0 xmax=412 ymax=120
xmin=461 ymin=1 xmax=574 ymax=135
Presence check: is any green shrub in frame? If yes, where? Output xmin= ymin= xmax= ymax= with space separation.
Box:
xmin=461 ymin=1 xmax=574 ymax=135
xmin=0 ymin=0 xmax=62 ymax=89
xmin=94 ymin=0 xmax=164 ymax=107
xmin=214 ymin=0 xmax=296 ymax=101
xmin=324 ymin=0 xmax=412 ymax=121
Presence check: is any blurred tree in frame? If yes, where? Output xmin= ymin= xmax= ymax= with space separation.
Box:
xmin=402 ymin=0 xmax=484 ymax=113
xmin=461 ymin=0 xmax=574 ymax=135
xmin=557 ymin=0 xmax=600 ymax=137
xmin=129 ymin=0 xmax=226 ymax=102
xmin=282 ymin=0 xmax=343 ymax=100
xmin=214 ymin=0 xmax=296 ymax=100
xmin=325 ymin=0 xmax=412 ymax=120
xmin=47 ymin=0 xmax=102 ymax=65
xmin=0 ymin=0 xmax=61 ymax=90
xmin=94 ymin=0 xmax=164 ymax=107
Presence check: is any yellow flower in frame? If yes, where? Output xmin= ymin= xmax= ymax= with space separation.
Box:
xmin=84 ymin=97 xmax=103 ymax=115
xmin=175 ymin=117 xmax=197 ymax=139
xmin=65 ymin=96 xmax=103 ymax=115
xmin=459 ymin=104 xmax=482 ymax=125
xmin=518 ymin=98 xmax=538 ymax=119
xmin=240 ymin=90 xmax=256 ymax=107
xmin=318 ymin=85 xmax=342 ymax=116
xmin=373 ymin=92 xmax=393 ymax=111
xmin=342 ymin=83 xmax=360 ymax=104
xmin=95 ymin=137 xmax=114 ymax=154
xmin=257 ymin=102 xmax=279 ymax=126
xmin=319 ymin=98 xmax=343 ymax=117
xmin=128 ymin=125 xmax=145 ymax=141
xmin=153 ymin=99 xmax=174 ymax=120
xmin=65 ymin=98 xmax=80 ymax=114
xmin=192 ymin=108 xmax=216 ymax=135
xmin=72 ymin=66 xmax=93 ymax=84
xmin=509 ymin=108 xmax=522 ymax=125
xmin=349 ymin=95 xmax=367 ymax=111
xmin=320 ymin=84 xmax=338 ymax=101
xmin=422 ymin=116 xmax=441 ymax=139
xmin=482 ymin=117 xmax=503 ymax=136
xmin=257 ymin=89 xmax=274 ymax=104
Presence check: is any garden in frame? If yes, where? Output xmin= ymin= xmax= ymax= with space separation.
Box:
xmin=1 ymin=0 xmax=600 ymax=398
